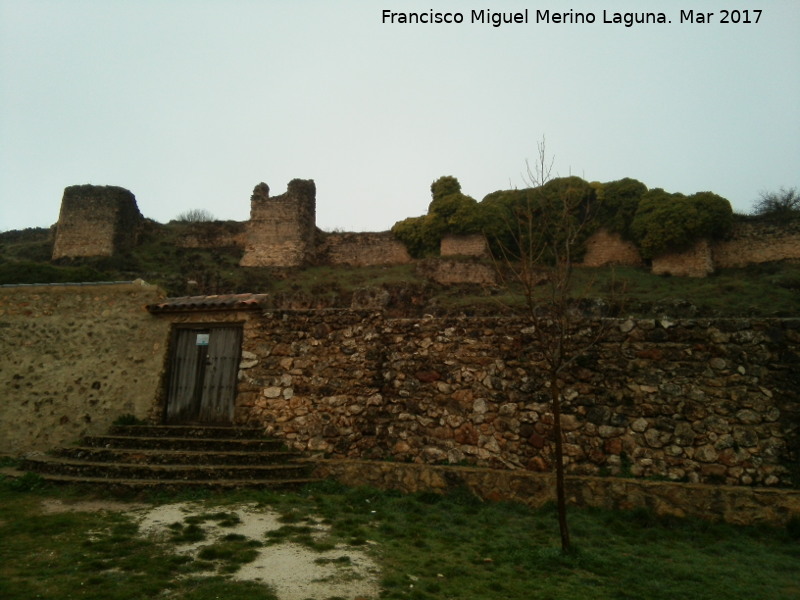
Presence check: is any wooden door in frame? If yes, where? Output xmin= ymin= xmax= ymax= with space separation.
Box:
xmin=165 ymin=326 xmax=242 ymax=424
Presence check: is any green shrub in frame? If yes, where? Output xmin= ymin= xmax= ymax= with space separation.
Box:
xmin=594 ymin=177 xmax=648 ymax=239
xmin=631 ymin=189 xmax=732 ymax=259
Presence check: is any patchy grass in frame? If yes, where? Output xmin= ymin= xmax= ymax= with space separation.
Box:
xmin=2 ymin=223 xmax=797 ymax=315
xmin=1 ymin=478 xmax=798 ymax=600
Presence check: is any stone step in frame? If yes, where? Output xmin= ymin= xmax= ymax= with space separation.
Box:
xmin=56 ymin=446 xmax=305 ymax=466
xmin=83 ymin=435 xmax=286 ymax=452
xmin=21 ymin=455 xmax=313 ymax=481
xmin=109 ymin=425 xmax=266 ymax=439
xmin=19 ymin=422 xmax=322 ymax=490
xmin=25 ymin=472 xmax=320 ymax=491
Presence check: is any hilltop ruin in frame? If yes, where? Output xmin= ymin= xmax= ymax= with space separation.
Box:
xmin=50 ymin=180 xmax=800 ymax=277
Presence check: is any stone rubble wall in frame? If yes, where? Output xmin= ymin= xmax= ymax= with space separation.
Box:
xmin=415 ymin=259 xmax=498 ymax=286
xmin=312 ymin=459 xmax=800 ymax=526
xmin=651 ymin=239 xmax=715 ymax=278
xmin=235 ymin=311 xmax=799 ymax=488
xmin=172 ymin=221 xmax=247 ymax=249
xmin=582 ymin=228 xmax=643 ymax=268
xmin=48 ymin=180 xmax=800 ymax=278
xmin=317 ymin=231 xmax=412 ymax=267
xmin=52 ymin=185 xmax=142 ymax=260
xmin=0 ymin=282 xmax=170 ymax=454
xmin=440 ymin=234 xmax=488 ymax=257
xmin=240 ymin=180 xmax=317 ymax=267
xmin=714 ymin=219 xmax=800 ymax=268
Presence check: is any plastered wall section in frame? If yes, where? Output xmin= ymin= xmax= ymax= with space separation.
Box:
xmin=0 ymin=282 xmax=170 ymax=455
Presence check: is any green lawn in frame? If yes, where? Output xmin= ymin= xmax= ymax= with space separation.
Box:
xmin=1 ymin=476 xmax=798 ymax=600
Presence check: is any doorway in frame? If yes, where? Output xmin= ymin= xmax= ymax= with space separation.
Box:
xmin=165 ymin=325 xmax=243 ymax=424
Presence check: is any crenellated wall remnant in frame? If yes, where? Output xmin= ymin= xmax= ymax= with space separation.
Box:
xmin=52 ymin=185 xmax=142 ymax=259
xmin=240 ymin=180 xmax=317 ymax=267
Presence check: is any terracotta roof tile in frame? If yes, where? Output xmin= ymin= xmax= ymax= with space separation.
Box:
xmin=147 ymin=293 xmax=269 ymax=313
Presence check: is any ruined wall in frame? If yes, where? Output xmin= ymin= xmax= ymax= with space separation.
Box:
xmin=173 ymin=221 xmax=247 ymax=249
xmin=582 ymin=228 xmax=643 ymax=267
xmin=317 ymin=232 xmax=412 ymax=267
xmin=46 ymin=180 xmax=800 ymax=276
xmin=0 ymin=282 xmax=170 ymax=454
xmin=440 ymin=234 xmax=488 ymax=257
xmin=651 ymin=239 xmax=715 ymax=277
xmin=714 ymin=219 xmax=800 ymax=268
xmin=415 ymin=259 xmax=497 ymax=286
xmin=240 ymin=180 xmax=317 ymax=267
xmin=52 ymin=185 xmax=142 ymax=259
xmin=233 ymin=311 xmax=799 ymax=487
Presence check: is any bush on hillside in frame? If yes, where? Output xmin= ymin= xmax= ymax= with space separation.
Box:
xmin=630 ymin=189 xmax=732 ymax=259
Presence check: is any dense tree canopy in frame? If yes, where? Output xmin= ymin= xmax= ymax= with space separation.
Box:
xmin=393 ymin=173 xmax=733 ymax=261
xmin=593 ymin=178 xmax=648 ymax=240
xmin=392 ymin=176 xmax=479 ymax=257
xmin=630 ymin=189 xmax=732 ymax=259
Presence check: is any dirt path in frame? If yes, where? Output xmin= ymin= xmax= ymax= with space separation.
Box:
xmin=135 ymin=501 xmax=380 ymax=600
xmin=40 ymin=498 xmax=380 ymax=599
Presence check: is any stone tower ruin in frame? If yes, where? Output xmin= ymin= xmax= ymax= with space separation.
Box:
xmin=52 ymin=185 xmax=143 ymax=260
xmin=239 ymin=179 xmax=317 ymax=267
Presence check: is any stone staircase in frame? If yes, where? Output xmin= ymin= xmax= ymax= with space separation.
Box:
xmin=20 ymin=425 xmax=320 ymax=491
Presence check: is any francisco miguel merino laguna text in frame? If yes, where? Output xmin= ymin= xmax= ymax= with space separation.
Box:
xmin=381 ymin=9 xmax=674 ymax=28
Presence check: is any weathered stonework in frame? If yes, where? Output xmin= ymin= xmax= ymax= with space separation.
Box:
xmin=47 ymin=181 xmax=800 ymax=278
xmin=52 ymin=185 xmax=142 ymax=259
xmin=240 ymin=180 xmax=317 ymax=267
xmin=582 ymin=228 xmax=643 ymax=268
xmin=652 ymin=239 xmax=715 ymax=277
xmin=0 ymin=281 xmax=169 ymax=453
xmin=173 ymin=221 xmax=247 ymax=249
xmin=313 ymin=460 xmax=800 ymax=526
xmin=415 ymin=258 xmax=497 ymax=286
xmin=440 ymin=234 xmax=488 ymax=257
xmin=206 ymin=309 xmax=800 ymax=488
xmin=318 ymin=231 xmax=412 ymax=266
xmin=714 ymin=218 xmax=800 ymax=268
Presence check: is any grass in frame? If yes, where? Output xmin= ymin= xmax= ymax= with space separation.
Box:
xmin=2 ymin=224 xmax=798 ymax=316
xmin=1 ymin=477 xmax=798 ymax=600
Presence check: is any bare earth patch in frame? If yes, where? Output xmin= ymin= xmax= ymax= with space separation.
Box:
xmin=40 ymin=498 xmax=149 ymax=513
xmin=136 ymin=502 xmax=381 ymax=600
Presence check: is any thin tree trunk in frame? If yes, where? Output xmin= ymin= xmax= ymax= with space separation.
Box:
xmin=550 ymin=372 xmax=571 ymax=552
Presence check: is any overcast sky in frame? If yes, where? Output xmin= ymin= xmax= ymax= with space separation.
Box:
xmin=1 ymin=0 xmax=798 ymax=233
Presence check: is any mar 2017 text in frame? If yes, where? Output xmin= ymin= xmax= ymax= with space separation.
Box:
xmin=380 ymin=9 xmax=763 ymax=28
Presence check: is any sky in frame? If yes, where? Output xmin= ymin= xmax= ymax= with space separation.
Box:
xmin=1 ymin=0 xmax=798 ymax=233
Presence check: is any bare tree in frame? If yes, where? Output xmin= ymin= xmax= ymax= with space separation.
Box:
xmin=174 ymin=208 xmax=215 ymax=223
xmin=753 ymin=187 xmax=799 ymax=218
xmin=491 ymin=137 xmax=616 ymax=552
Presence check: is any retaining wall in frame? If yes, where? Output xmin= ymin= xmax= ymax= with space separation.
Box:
xmin=234 ymin=311 xmax=800 ymax=488
xmin=313 ymin=459 xmax=800 ymax=526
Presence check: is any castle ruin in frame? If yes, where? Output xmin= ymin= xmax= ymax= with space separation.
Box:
xmin=52 ymin=185 xmax=142 ymax=260
xmin=48 ymin=180 xmax=800 ymax=276
xmin=240 ymin=179 xmax=317 ymax=267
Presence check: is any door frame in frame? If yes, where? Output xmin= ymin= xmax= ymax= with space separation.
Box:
xmin=163 ymin=322 xmax=244 ymax=425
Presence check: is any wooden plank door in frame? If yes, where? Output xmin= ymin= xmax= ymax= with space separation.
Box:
xmin=166 ymin=326 xmax=242 ymax=424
